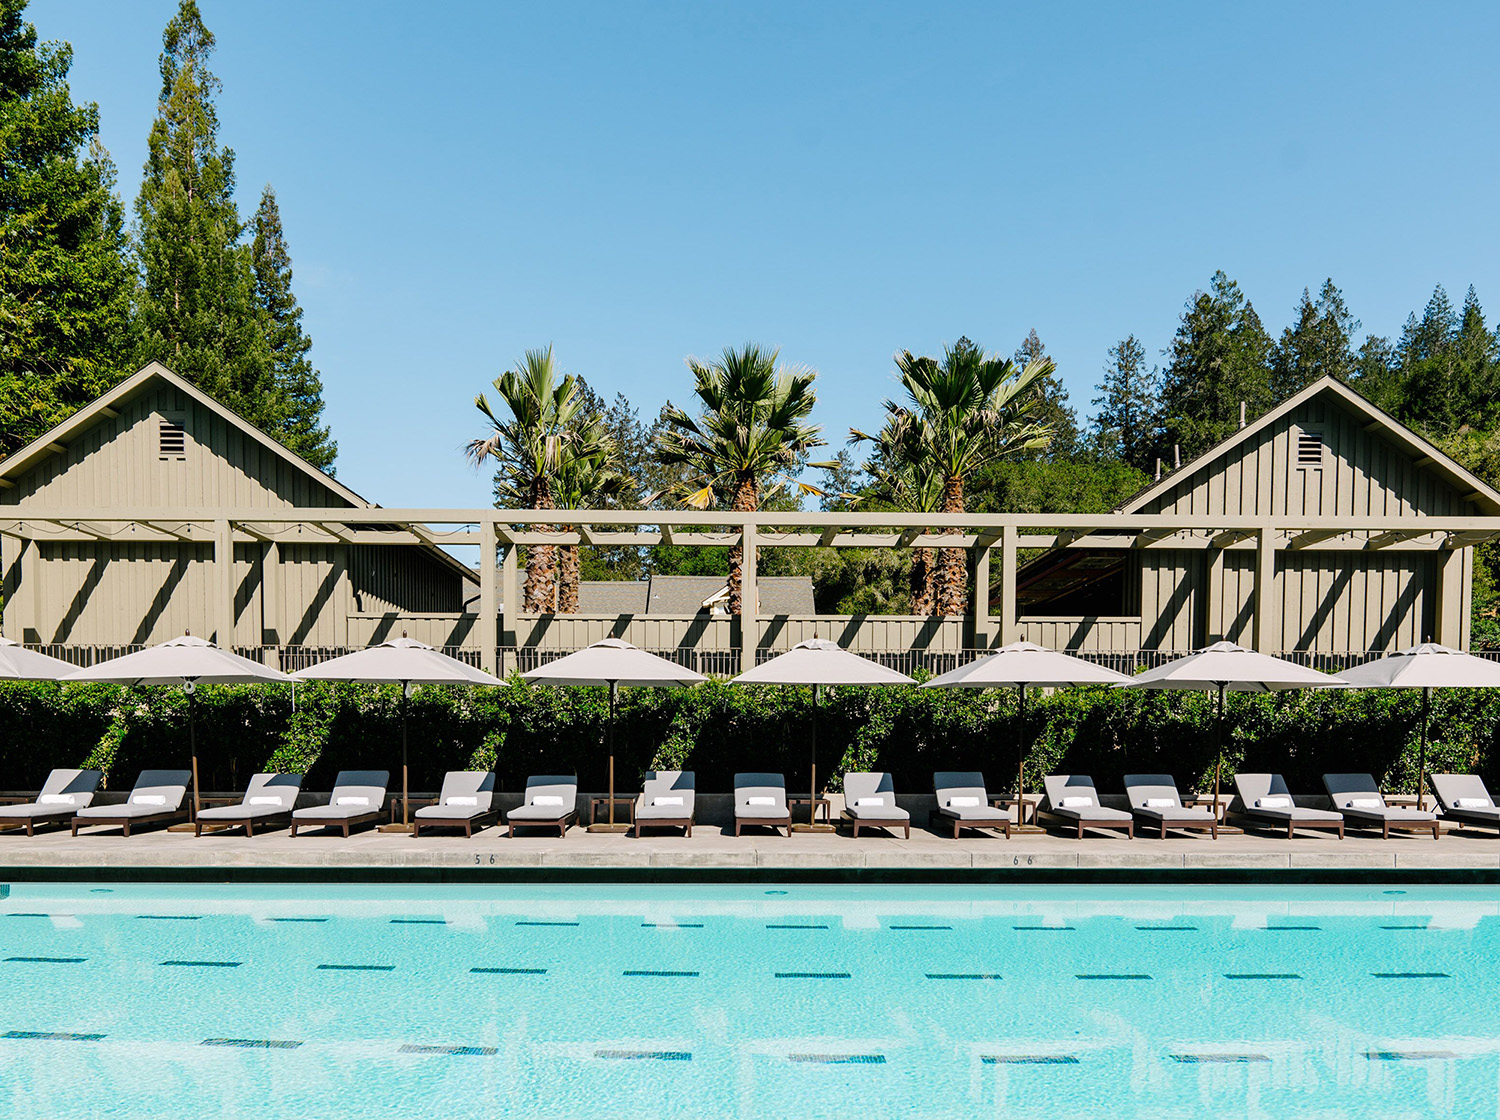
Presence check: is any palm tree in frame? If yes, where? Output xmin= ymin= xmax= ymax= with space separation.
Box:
xmin=855 ymin=338 xmax=1054 ymax=616
xmin=467 ymin=346 xmax=591 ymax=613
xmin=552 ymin=416 xmax=630 ymax=613
xmin=654 ymin=343 xmax=827 ymax=614
xmin=849 ymin=418 xmax=945 ymax=613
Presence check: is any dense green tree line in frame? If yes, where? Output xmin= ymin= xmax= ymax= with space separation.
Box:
xmin=0 ymin=0 xmax=332 ymax=466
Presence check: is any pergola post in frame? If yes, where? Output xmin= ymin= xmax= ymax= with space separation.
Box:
xmin=740 ymin=522 xmax=758 ymax=670
xmin=1205 ymin=544 xmax=1225 ymax=644
xmin=999 ymin=522 xmax=1018 ymax=645
xmin=500 ymin=533 xmax=517 ymax=648
xmin=1252 ymin=526 xmax=1279 ymax=653
xmin=0 ymin=533 xmax=19 ymax=640
xmin=971 ymin=540 xmax=992 ymax=648
xmin=261 ymin=540 xmax=279 ymax=646
xmin=1433 ymin=545 xmax=1467 ymax=647
xmin=213 ymin=519 xmax=235 ymax=647
xmin=479 ymin=519 xmax=498 ymax=675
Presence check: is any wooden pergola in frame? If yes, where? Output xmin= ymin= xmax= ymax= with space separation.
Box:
xmin=4 ymin=507 xmax=1497 ymax=672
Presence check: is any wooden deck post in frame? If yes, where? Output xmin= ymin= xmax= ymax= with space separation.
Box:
xmin=1252 ymin=526 xmax=1278 ymax=653
xmin=971 ymin=540 xmax=992 ymax=648
xmin=740 ymin=522 xmax=758 ymax=670
xmin=213 ymin=519 xmax=235 ymax=647
xmin=999 ymin=522 xmax=1018 ymax=645
xmin=479 ymin=519 xmax=498 ymax=675
xmin=500 ymin=531 xmax=517 ymax=649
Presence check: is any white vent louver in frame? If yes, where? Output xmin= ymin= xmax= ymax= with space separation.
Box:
xmin=159 ymin=417 xmax=187 ymax=460
xmin=1297 ymin=430 xmax=1323 ymax=466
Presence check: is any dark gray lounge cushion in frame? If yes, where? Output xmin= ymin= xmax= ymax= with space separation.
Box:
xmin=415 ymin=771 xmax=496 ymax=821
xmin=1429 ymin=773 xmax=1500 ymax=821
xmin=635 ymin=771 xmax=695 ymax=821
xmin=196 ymin=773 xmax=302 ymax=821
xmin=74 ymin=770 xmax=191 ymax=820
xmin=292 ymin=770 xmax=389 ymax=822
xmin=843 ymin=772 xmax=909 ymax=821
xmin=507 ymin=775 xmax=577 ymax=821
xmin=1041 ymin=774 xmax=1132 ymax=823
xmin=1322 ymin=773 xmax=1437 ymax=824
xmin=1123 ymin=774 xmax=1215 ymax=823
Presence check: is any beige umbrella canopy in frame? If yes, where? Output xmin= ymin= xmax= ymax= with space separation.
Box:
xmin=732 ymin=639 xmax=915 ymax=830
xmin=1129 ymin=641 xmax=1347 ymax=811
xmin=1337 ymin=643 xmax=1500 ymax=809
xmin=923 ymin=641 xmax=1132 ymax=831
xmin=292 ymin=636 xmax=504 ymax=830
xmin=522 ymin=639 xmax=706 ymax=832
xmin=66 ymin=635 xmax=294 ymax=818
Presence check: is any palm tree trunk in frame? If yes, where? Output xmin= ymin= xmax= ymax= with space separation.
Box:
xmin=524 ymin=486 xmax=557 ymax=613
xmin=558 ymin=544 xmax=581 ymax=613
xmin=727 ymin=473 xmax=758 ymax=615
xmin=935 ymin=476 xmax=966 ymax=616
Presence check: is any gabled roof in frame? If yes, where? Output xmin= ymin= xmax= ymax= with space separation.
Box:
xmin=1117 ymin=375 xmax=1500 ymax=516
xmin=0 ymin=362 xmax=374 ymax=506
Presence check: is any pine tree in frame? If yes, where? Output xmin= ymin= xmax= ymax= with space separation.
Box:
xmin=133 ymin=0 xmax=273 ymax=425
xmin=1090 ymin=334 xmax=1158 ymax=472
xmin=1014 ymin=329 xmax=1078 ymax=459
xmin=1158 ymin=271 xmax=1274 ymax=460
xmin=1269 ymin=278 xmax=1359 ymax=400
xmin=0 ymin=0 xmax=134 ymax=456
xmin=250 ymin=184 xmax=335 ymax=470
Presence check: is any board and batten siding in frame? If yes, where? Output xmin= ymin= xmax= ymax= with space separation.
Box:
xmin=2 ymin=378 xmax=469 ymax=647
xmin=1132 ymin=393 xmax=1467 ymax=652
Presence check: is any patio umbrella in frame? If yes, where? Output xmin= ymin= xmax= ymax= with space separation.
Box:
xmin=521 ymin=638 xmax=706 ymax=832
xmin=65 ymin=634 xmax=293 ymax=820
xmin=732 ymin=639 xmax=915 ymax=831
xmin=292 ymin=636 xmax=503 ymax=831
xmin=0 ymin=638 xmax=78 ymax=681
xmin=1335 ymin=643 xmax=1500 ymax=810
xmin=922 ymin=641 xmax=1132 ymax=832
xmin=1128 ymin=641 xmax=1347 ymax=817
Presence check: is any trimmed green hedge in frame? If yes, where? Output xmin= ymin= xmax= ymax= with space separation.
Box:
xmin=0 ymin=677 xmax=1490 ymax=797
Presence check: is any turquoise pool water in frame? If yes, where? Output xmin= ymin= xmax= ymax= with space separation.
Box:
xmin=0 ymin=881 xmax=1496 ymax=1118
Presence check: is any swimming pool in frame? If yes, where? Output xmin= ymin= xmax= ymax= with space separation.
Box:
xmin=0 ymin=880 xmax=1495 ymax=1119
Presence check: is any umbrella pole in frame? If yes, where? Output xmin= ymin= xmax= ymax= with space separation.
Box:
xmin=811 ymin=683 xmax=820 ymax=828
xmin=1418 ymin=686 xmax=1430 ymax=812
xmin=1017 ymin=683 xmax=1026 ymax=829
xmin=1212 ymin=682 xmax=1225 ymax=817
xmin=188 ymin=687 xmax=198 ymax=822
xmin=609 ymin=681 xmax=617 ymax=828
xmin=402 ymin=684 xmax=410 ymax=829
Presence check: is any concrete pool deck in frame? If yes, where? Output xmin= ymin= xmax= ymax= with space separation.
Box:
xmin=2 ymin=820 xmax=1500 ymax=874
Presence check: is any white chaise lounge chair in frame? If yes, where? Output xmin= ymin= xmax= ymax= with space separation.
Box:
xmin=930 ymin=772 xmax=1012 ymax=839
xmin=1429 ymin=773 xmax=1500 ymax=834
xmin=734 ymin=773 xmax=791 ymax=837
xmin=1038 ymin=775 xmax=1133 ymax=839
xmin=1322 ymin=773 xmax=1439 ymax=839
xmin=840 ymin=771 xmax=909 ymax=838
xmin=290 ymin=770 xmax=389 ymax=837
xmin=507 ymin=775 xmax=578 ymax=838
xmin=1124 ymin=773 xmax=1218 ymax=839
xmin=633 ymin=771 xmax=695 ymax=837
xmin=71 ymin=769 xmax=191 ymax=837
xmin=0 ymin=769 xmax=102 ymax=836
xmin=1231 ymin=773 xmax=1344 ymax=839
xmin=412 ymin=771 xmax=497 ymax=837
xmin=194 ymin=773 xmax=303 ymax=837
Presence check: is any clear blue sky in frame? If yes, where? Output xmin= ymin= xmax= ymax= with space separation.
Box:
xmin=30 ymin=0 xmax=1500 ymax=509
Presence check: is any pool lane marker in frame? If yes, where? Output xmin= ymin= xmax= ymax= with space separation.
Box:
xmin=4 ymin=913 xmax=72 ymax=919
xmin=390 ymin=919 xmax=447 ymax=925
xmin=317 ymin=964 xmax=395 ymax=972
xmin=4 ymin=1030 xmax=103 ymax=1042
xmin=135 ymin=915 xmax=202 ymax=921
xmin=1380 ymin=925 xmax=1429 ymax=930
xmin=982 ymin=1054 xmax=1078 ymax=1064
xmin=890 ymin=925 xmax=952 ymax=931
xmin=594 ymin=1049 xmax=691 ymax=1061
xmin=623 ymin=970 xmax=699 ymax=978
xmin=203 ymin=1038 xmax=302 ymax=1050
xmin=1224 ymin=973 xmax=1302 ymax=980
xmin=775 ymin=972 xmax=850 ymax=979
xmin=1170 ymin=1053 xmax=1270 ymax=1063
xmin=400 ymin=1044 xmax=497 ymax=1057
xmin=5 ymin=957 xmax=85 ymax=964
xmin=1076 ymin=974 xmax=1151 ymax=981
xmin=161 ymin=960 xmax=241 ymax=968
xmin=927 ymin=973 xmax=1002 ymax=980
xmin=1367 ymin=1049 xmax=1458 ymax=1061
xmin=1372 ymin=972 xmax=1450 ymax=979
xmin=1261 ymin=925 xmax=1319 ymax=931
xmin=1014 ymin=925 xmax=1075 ymax=931
xmin=471 ymin=967 xmax=546 ymax=975
xmin=788 ymin=1053 xmax=885 ymax=1065
xmin=516 ymin=921 xmax=579 ymax=927
xmin=271 ymin=917 xmax=329 ymax=923
xmin=1136 ymin=926 xmax=1198 ymax=932
xmin=766 ymin=924 xmax=828 ymax=930
xmin=642 ymin=922 xmax=703 ymax=928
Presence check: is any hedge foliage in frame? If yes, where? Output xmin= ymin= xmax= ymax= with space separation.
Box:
xmin=0 ymin=677 xmax=1491 ymax=797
